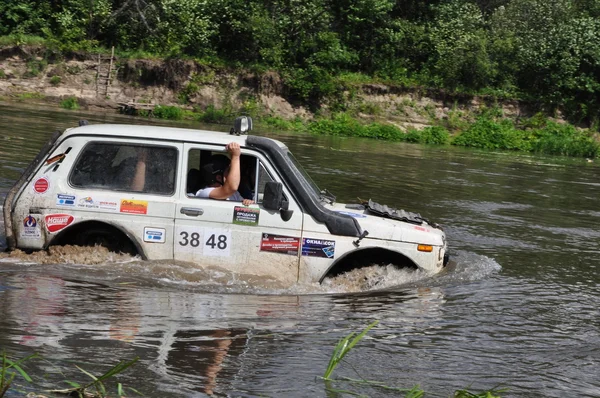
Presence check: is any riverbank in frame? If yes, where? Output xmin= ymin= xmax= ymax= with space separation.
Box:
xmin=1 ymin=45 xmax=598 ymax=158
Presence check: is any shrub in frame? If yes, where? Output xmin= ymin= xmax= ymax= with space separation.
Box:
xmin=530 ymin=122 xmax=599 ymax=157
xmin=452 ymin=117 xmax=528 ymax=150
xmin=197 ymin=105 xmax=232 ymax=124
xmin=60 ymin=97 xmax=79 ymax=110
xmin=153 ymin=105 xmax=183 ymax=120
xmin=50 ymin=76 xmax=61 ymax=86
xmin=419 ymin=126 xmax=451 ymax=144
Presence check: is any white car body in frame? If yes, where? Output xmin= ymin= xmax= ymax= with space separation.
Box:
xmin=3 ymin=122 xmax=448 ymax=286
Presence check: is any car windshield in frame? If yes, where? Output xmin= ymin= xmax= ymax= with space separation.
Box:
xmin=286 ymin=151 xmax=322 ymax=199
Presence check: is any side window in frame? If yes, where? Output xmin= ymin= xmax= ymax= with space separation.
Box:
xmin=70 ymin=142 xmax=178 ymax=195
xmin=185 ymin=149 xmax=259 ymax=202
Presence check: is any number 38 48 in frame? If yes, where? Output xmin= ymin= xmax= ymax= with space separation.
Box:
xmin=179 ymin=231 xmax=228 ymax=250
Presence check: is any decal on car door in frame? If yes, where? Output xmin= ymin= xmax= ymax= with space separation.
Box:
xmin=176 ymin=226 xmax=231 ymax=257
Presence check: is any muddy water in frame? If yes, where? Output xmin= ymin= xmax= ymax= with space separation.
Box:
xmin=0 ymin=103 xmax=599 ymax=397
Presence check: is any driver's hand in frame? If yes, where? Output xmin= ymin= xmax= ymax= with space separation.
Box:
xmin=226 ymin=142 xmax=241 ymax=157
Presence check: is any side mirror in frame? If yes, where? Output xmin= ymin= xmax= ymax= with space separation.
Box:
xmin=263 ymin=181 xmax=294 ymax=221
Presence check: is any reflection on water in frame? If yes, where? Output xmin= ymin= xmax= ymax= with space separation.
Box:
xmin=1 ymin=103 xmax=599 ymax=397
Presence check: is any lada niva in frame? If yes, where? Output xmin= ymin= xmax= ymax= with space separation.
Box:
xmin=3 ymin=117 xmax=448 ymax=286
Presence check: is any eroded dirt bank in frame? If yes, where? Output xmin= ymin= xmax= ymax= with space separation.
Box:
xmin=0 ymin=45 xmax=534 ymax=130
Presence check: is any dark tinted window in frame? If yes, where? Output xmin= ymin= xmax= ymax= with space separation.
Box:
xmin=70 ymin=142 xmax=177 ymax=195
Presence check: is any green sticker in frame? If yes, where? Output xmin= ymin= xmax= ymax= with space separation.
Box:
xmin=233 ymin=206 xmax=260 ymax=226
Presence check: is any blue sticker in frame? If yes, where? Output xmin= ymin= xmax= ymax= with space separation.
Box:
xmin=56 ymin=194 xmax=76 ymax=206
xmin=302 ymin=238 xmax=336 ymax=259
xmin=144 ymin=227 xmax=166 ymax=243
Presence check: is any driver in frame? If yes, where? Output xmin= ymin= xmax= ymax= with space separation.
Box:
xmin=195 ymin=142 xmax=254 ymax=205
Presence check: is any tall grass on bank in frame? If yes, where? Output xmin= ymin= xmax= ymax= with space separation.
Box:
xmin=453 ymin=117 xmax=599 ymax=158
xmin=139 ymin=102 xmax=599 ymax=158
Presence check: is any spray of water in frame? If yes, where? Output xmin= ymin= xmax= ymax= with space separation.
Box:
xmin=0 ymin=243 xmax=501 ymax=294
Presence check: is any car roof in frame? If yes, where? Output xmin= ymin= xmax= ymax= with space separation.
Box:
xmin=62 ymin=124 xmax=288 ymax=149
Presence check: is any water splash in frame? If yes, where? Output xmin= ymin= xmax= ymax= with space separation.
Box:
xmin=0 ymin=243 xmax=501 ymax=294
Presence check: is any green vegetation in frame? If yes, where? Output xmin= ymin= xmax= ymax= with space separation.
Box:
xmin=16 ymin=92 xmax=45 ymax=101
xmin=1 ymin=351 xmax=140 ymax=398
xmin=321 ymin=322 xmax=505 ymax=398
xmin=1 ymin=352 xmax=36 ymax=397
xmin=146 ymin=101 xmax=598 ymax=157
xmin=50 ymin=75 xmax=61 ymax=86
xmin=51 ymin=357 xmax=141 ymax=398
xmin=153 ymin=105 xmax=183 ymax=120
xmin=323 ymin=320 xmax=379 ymax=379
xmin=60 ymin=96 xmax=79 ymax=110
xmin=2 ymin=0 xmax=600 ymax=124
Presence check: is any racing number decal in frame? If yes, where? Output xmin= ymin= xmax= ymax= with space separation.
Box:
xmin=175 ymin=227 xmax=231 ymax=257
xmin=204 ymin=228 xmax=231 ymax=257
xmin=179 ymin=231 xmax=202 ymax=247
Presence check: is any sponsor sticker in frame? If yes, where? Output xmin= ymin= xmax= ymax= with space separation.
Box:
xmin=120 ymin=199 xmax=148 ymax=214
xmin=337 ymin=210 xmax=367 ymax=218
xmin=302 ymin=238 xmax=336 ymax=259
xmin=33 ymin=177 xmax=49 ymax=194
xmin=144 ymin=227 xmax=166 ymax=243
xmin=77 ymin=196 xmax=96 ymax=208
xmin=97 ymin=200 xmax=118 ymax=211
xmin=22 ymin=215 xmax=41 ymax=238
xmin=413 ymin=226 xmax=430 ymax=232
xmin=45 ymin=213 xmax=74 ymax=233
xmin=233 ymin=206 xmax=260 ymax=226
xmin=260 ymin=233 xmax=300 ymax=256
xmin=56 ymin=194 xmax=76 ymax=207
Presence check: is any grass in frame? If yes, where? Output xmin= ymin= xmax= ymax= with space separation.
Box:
xmin=1 ymin=351 xmax=140 ymax=398
xmin=323 ymin=320 xmax=379 ymax=379
xmin=321 ymin=322 xmax=507 ymax=398
xmin=15 ymin=92 xmax=46 ymax=101
xmin=51 ymin=357 xmax=141 ymax=398
xmin=50 ymin=76 xmax=62 ymax=86
xmin=60 ymin=96 xmax=80 ymax=110
xmin=1 ymin=352 xmax=36 ymax=397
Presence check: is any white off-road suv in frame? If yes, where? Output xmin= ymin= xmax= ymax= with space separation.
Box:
xmin=3 ymin=117 xmax=448 ymax=286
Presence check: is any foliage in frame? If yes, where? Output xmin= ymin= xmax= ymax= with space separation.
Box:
xmin=196 ymin=104 xmax=233 ymax=124
xmin=1 ymin=352 xmax=36 ymax=398
xmin=5 ymin=0 xmax=600 ymax=127
xmin=153 ymin=105 xmax=183 ymax=120
xmin=406 ymin=126 xmax=450 ymax=144
xmin=452 ymin=117 xmax=528 ymax=150
xmin=60 ymin=97 xmax=79 ymax=110
xmin=51 ymin=357 xmax=140 ymax=398
xmin=50 ymin=76 xmax=61 ymax=86
xmin=323 ymin=320 xmax=378 ymax=379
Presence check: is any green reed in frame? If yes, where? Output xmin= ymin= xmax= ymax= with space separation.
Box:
xmin=1 ymin=351 xmax=36 ymax=398
xmin=51 ymin=357 xmax=141 ymax=398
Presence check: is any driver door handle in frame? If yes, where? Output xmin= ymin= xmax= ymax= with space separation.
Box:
xmin=180 ymin=207 xmax=204 ymax=217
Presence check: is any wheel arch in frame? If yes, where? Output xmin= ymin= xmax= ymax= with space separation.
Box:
xmin=47 ymin=220 xmax=147 ymax=259
xmin=318 ymin=247 xmax=419 ymax=283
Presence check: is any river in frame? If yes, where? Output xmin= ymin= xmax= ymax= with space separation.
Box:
xmin=0 ymin=103 xmax=598 ymax=397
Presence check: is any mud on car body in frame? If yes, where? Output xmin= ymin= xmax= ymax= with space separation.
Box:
xmin=3 ymin=117 xmax=449 ymax=286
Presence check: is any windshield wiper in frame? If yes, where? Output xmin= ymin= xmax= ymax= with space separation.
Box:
xmin=320 ymin=188 xmax=336 ymax=204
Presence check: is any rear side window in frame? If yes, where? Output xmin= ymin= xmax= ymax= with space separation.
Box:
xmin=70 ymin=142 xmax=178 ymax=195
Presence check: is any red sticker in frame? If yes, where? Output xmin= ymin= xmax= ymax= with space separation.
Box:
xmin=45 ymin=214 xmax=74 ymax=233
xmin=33 ymin=177 xmax=49 ymax=194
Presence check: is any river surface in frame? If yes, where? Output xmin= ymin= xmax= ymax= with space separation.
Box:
xmin=0 ymin=103 xmax=598 ymax=397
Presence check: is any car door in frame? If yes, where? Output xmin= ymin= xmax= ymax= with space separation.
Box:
xmin=174 ymin=143 xmax=304 ymax=286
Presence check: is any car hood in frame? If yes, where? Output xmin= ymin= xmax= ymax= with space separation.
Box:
xmin=324 ymin=202 xmax=445 ymax=246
